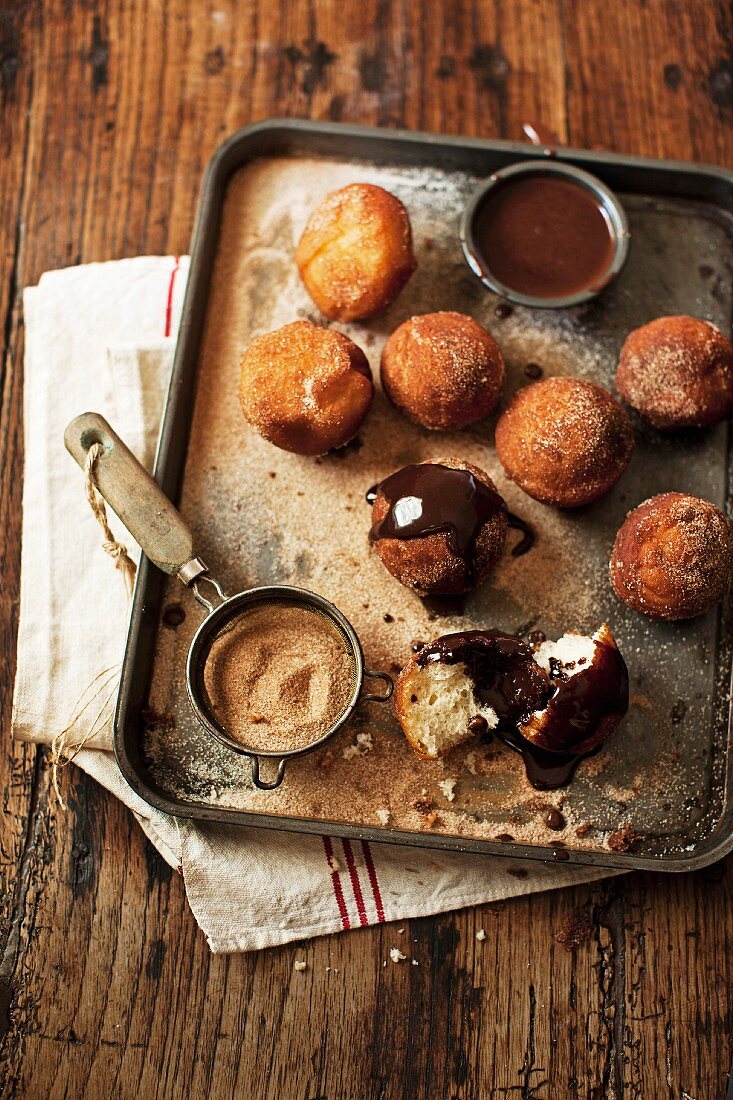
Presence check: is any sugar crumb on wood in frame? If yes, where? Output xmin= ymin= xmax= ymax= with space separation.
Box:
xmin=553 ymin=905 xmax=593 ymax=950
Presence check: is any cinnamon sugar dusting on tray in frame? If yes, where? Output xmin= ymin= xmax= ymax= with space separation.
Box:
xmin=141 ymin=154 xmax=733 ymax=859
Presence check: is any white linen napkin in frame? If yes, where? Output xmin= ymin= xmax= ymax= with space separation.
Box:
xmin=13 ymin=258 xmax=614 ymax=952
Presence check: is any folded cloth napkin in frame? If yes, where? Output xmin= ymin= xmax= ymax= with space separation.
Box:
xmin=13 ymin=258 xmax=615 ymax=952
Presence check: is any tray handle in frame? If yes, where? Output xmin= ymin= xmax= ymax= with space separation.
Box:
xmin=64 ymin=411 xmax=205 ymax=582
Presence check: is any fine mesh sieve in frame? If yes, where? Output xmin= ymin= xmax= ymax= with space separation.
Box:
xmin=64 ymin=413 xmax=393 ymax=790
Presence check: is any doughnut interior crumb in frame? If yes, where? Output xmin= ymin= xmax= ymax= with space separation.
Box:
xmin=398 ymin=661 xmax=499 ymax=758
xmin=437 ymin=778 xmax=457 ymax=802
xmin=533 ymin=633 xmax=596 ymax=675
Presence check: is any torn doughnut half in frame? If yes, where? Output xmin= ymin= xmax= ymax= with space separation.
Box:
xmin=521 ymin=624 xmax=628 ymax=755
xmin=395 ymin=625 xmax=628 ymax=766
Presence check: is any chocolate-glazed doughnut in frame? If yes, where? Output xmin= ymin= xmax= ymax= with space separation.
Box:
xmin=369 ymin=459 xmax=508 ymax=596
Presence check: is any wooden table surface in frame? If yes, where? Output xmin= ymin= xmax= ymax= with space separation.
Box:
xmin=2 ymin=1 xmax=732 ymax=1097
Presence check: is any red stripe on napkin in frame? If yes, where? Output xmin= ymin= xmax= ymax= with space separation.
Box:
xmin=164 ymin=256 xmax=180 ymax=337
xmin=341 ymin=839 xmax=369 ymax=926
xmin=361 ymin=841 xmax=385 ymax=923
xmin=322 ymin=836 xmax=350 ymax=929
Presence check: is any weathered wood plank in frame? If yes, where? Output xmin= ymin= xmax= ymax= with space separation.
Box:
xmin=1 ymin=1 xmax=732 ymax=1098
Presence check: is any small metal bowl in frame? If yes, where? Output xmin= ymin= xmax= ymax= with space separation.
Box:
xmin=460 ymin=159 xmax=630 ymax=309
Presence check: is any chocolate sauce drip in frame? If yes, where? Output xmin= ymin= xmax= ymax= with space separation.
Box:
xmin=545 ymin=808 xmax=566 ymax=830
xmin=366 ymin=484 xmax=378 ymax=505
xmin=369 ymin=464 xmax=506 ymax=584
xmin=497 ymin=727 xmax=591 ymax=789
xmin=418 ymin=631 xmax=549 ymax=725
xmin=418 ymin=629 xmax=628 ymax=790
xmin=162 ymin=603 xmax=186 ymax=628
xmin=523 ymin=121 xmax=561 ymax=147
xmin=506 ymin=511 xmax=535 ymax=556
xmin=468 ymin=714 xmax=491 ymax=737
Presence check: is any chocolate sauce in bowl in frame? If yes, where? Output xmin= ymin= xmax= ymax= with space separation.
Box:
xmin=369 ymin=464 xmax=506 ymax=584
xmin=473 ymin=175 xmax=616 ymax=300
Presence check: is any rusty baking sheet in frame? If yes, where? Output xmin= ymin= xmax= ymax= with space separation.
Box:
xmin=115 ymin=120 xmax=733 ymax=871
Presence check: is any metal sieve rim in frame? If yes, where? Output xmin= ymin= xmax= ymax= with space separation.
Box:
xmin=185 ymin=584 xmax=365 ymax=761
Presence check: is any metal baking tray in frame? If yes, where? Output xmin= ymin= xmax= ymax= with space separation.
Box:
xmin=115 ymin=119 xmax=733 ymax=871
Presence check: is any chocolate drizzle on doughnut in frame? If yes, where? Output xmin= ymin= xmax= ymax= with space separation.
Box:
xmin=532 ymin=641 xmax=629 ymax=754
xmin=418 ymin=631 xmax=549 ymax=723
xmin=417 ymin=629 xmax=628 ymax=790
xmin=368 ymin=464 xmax=506 ymax=583
xmin=506 ymin=511 xmax=535 ymax=556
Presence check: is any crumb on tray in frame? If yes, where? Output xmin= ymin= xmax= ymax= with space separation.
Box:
xmin=343 ymin=731 xmax=374 ymax=760
xmin=438 ymin=778 xmax=457 ymax=802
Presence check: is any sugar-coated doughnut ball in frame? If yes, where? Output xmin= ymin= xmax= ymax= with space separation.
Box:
xmin=495 ymin=376 xmax=634 ymax=508
xmin=239 ymin=321 xmax=373 ymax=456
xmin=295 ymin=183 xmax=416 ymax=321
xmin=369 ymin=458 xmax=508 ymax=596
xmin=380 ymin=311 xmax=505 ymax=430
xmin=616 ymin=315 xmax=733 ymax=429
xmin=610 ymin=492 xmax=733 ymax=621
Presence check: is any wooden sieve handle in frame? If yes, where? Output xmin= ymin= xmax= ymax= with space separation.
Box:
xmin=64 ymin=411 xmax=205 ymax=582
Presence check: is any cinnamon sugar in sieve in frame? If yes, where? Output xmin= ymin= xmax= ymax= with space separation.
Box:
xmin=202 ymin=602 xmax=357 ymax=753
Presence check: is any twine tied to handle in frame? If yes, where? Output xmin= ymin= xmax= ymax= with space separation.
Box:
xmin=83 ymin=441 xmax=137 ymax=596
xmin=50 ymin=441 xmax=138 ymax=806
